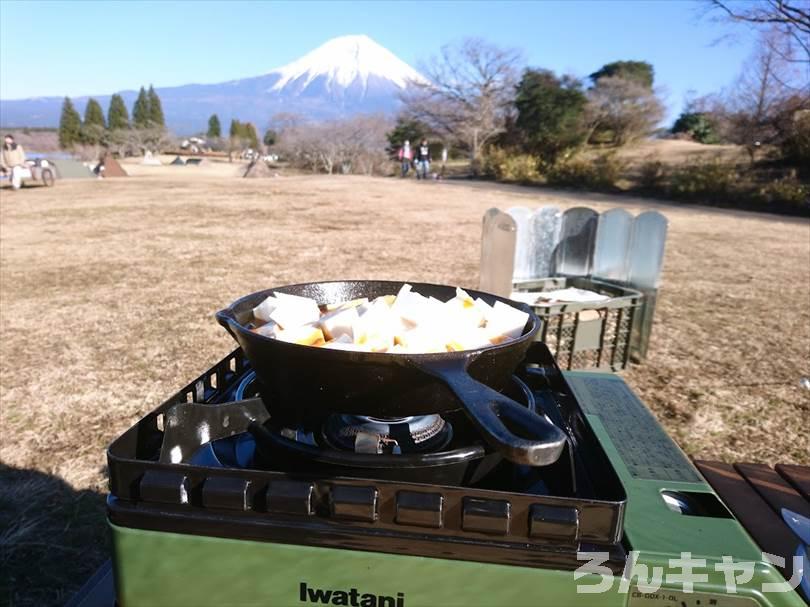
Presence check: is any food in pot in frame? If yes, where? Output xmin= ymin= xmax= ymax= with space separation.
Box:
xmin=248 ymin=284 xmax=529 ymax=353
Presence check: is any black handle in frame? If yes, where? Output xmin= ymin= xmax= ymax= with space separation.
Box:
xmin=412 ymin=357 xmax=567 ymax=466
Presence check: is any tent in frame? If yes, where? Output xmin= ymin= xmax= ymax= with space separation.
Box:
xmin=243 ymin=160 xmax=274 ymax=178
xmin=52 ymin=159 xmax=95 ymax=179
xmin=141 ymin=151 xmax=162 ymax=166
xmin=170 ymin=156 xmax=186 ymax=166
xmin=99 ymin=154 xmax=128 ymax=177
xmin=185 ymin=158 xmax=203 ymax=166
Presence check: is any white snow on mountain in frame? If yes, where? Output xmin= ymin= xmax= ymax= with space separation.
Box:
xmin=0 ymin=34 xmax=429 ymax=132
xmin=268 ymin=34 xmax=427 ymax=95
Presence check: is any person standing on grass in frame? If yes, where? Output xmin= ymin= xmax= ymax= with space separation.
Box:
xmin=397 ymin=140 xmax=413 ymax=177
xmin=1 ymin=134 xmax=28 ymax=190
xmin=414 ymin=138 xmax=431 ymax=180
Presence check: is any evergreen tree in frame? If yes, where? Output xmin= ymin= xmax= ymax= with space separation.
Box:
xmin=243 ymin=122 xmax=259 ymax=149
xmin=58 ymin=97 xmax=82 ymax=149
xmin=589 ymin=61 xmax=655 ymax=90
xmin=229 ymin=119 xmax=241 ymax=139
xmin=514 ymin=69 xmax=589 ymax=164
xmin=83 ymin=98 xmax=106 ymax=129
xmin=263 ymin=129 xmax=277 ymax=147
xmin=132 ymin=86 xmax=150 ymax=128
xmin=147 ymin=85 xmax=165 ymax=127
xmin=108 ymin=94 xmax=130 ymax=130
xmin=207 ymin=114 xmax=221 ymax=138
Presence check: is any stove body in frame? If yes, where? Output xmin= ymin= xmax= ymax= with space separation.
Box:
xmin=106 ymin=347 xmax=804 ymax=607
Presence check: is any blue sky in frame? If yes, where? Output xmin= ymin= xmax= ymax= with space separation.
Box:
xmin=0 ymin=0 xmax=755 ymax=123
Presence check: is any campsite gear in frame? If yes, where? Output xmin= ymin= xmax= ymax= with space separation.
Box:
xmin=141 ymin=151 xmax=162 ymax=166
xmin=170 ymin=156 xmax=186 ymax=165
xmin=52 ymin=158 xmax=95 ymax=179
xmin=244 ymin=159 xmax=273 ymax=178
xmin=68 ymin=345 xmax=809 ymax=606
xmin=592 ymin=208 xmax=633 ymax=283
xmin=216 ymin=280 xmax=566 ymax=467
xmin=482 ymin=206 xmax=668 ymax=367
xmin=97 ymin=154 xmax=128 ymax=177
xmin=555 ymin=207 xmax=599 ymax=277
xmin=478 ymin=208 xmax=516 ymax=298
xmin=507 ymin=207 xmax=533 ymax=281
xmin=512 ymin=276 xmax=641 ymax=371
xmin=531 ymin=206 xmax=562 ymax=279
xmin=186 ymin=158 xmax=203 ymax=166
xmin=626 ymin=211 xmax=668 ymax=360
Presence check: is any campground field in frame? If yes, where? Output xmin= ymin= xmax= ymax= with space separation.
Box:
xmin=1 ymin=159 xmax=809 ymax=605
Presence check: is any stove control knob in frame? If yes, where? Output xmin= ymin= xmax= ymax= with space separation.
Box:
xmin=395 ymin=491 xmax=444 ymax=528
xmin=202 ymin=476 xmax=254 ymax=511
xmin=330 ymin=485 xmax=378 ymax=523
xmin=528 ymin=504 xmax=579 ymax=543
xmin=266 ymin=480 xmax=315 ymax=516
xmin=462 ymin=497 xmax=511 ymax=535
xmin=139 ymin=470 xmax=190 ymax=506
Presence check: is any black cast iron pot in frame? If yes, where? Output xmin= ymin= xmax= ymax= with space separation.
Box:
xmin=216 ymin=280 xmax=566 ymax=467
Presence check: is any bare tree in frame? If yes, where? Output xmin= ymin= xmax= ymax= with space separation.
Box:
xmin=706 ymin=0 xmax=810 ymax=64
xmin=585 ymin=77 xmax=665 ymax=145
xmin=276 ymin=115 xmax=392 ymax=175
xmin=401 ymin=38 xmax=521 ymax=163
xmin=708 ymin=32 xmax=810 ymax=161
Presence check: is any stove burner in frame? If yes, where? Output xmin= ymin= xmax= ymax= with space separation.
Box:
xmin=234 ymin=370 xmax=454 ymax=455
xmin=322 ymin=413 xmax=452 ymax=454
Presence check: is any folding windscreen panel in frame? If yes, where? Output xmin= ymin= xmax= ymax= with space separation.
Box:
xmin=506 ymin=207 xmax=533 ymax=281
xmin=530 ymin=206 xmax=562 ymax=279
xmin=555 ymin=207 xmax=599 ymax=277
xmin=480 ymin=204 xmax=668 ymax=364
xmin=479 ymin=208 xmax=517 ymax=297
xmin=592 ymin=208 xmax=633 ymax=283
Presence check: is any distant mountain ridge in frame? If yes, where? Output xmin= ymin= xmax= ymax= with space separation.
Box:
xmin=0 ymin=35 xmax=426 ymax=134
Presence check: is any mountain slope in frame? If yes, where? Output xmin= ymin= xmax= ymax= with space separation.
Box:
xmin=0 ymin=35 xmax=425 ymax=134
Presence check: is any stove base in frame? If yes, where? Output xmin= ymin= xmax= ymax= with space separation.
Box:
xmin=110 ymin=522 xmax=625 ymax=607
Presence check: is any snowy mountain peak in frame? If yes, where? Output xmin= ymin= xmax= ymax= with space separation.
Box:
xmin=268 ymin=34 xmax=427 ymax=95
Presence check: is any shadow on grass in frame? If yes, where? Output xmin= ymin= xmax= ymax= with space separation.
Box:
xmin=0 ymin=463 xmax=107 ymax=607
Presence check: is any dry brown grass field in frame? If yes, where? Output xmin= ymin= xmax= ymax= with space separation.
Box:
xmin=1 ymin=161 xmax=809 ymax=605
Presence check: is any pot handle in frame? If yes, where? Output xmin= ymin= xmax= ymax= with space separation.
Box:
xmin=215 ymin=308 xmax=241 ymax=340
xmin=412 ymin=357 xmax=567 ymax=467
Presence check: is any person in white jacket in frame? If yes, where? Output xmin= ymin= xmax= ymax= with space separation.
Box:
xmin=1 ymin=134 xmax=31 ymax=190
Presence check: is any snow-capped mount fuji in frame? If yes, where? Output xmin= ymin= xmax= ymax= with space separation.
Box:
xmin=267 ymin=34 xmax=427 ymax=98
xmin=0 ymin=35 xmax=427 ymax=133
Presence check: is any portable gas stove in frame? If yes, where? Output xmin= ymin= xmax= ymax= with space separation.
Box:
xmin=69 ymin=343 xmax=807 ymax=607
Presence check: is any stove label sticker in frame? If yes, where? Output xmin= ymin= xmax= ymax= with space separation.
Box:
xmin=567 ymin=376 xmax=701 ymax=483
xmin=300 ymin=582 xmax=405 ymax=607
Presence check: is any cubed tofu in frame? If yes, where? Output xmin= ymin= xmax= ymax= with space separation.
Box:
xmin=394 ymin=328 xmax=447 ymax=353
xmin=396 ymin=292 xmax=433 ymax=327
xmin=318 ymin=306 xmax=358 ymax=340
xmin=269 ymin=293 xmax=321 ymax=329
xmin=274 ymin=324 xmax=325 ymax=346
xmin=321 ymin=334 xmax=365 ymax=351
xmin=353 ymin=300 xmax=395 ymax=351
xmin=324 ymin=297 xmax=368 ymax=312
xmin=252 ymin=295 xmax=279 ymax=322
xmin=485 ymin=301 xmax=530 ymax=341
xmin=391 ymin=284 xmax=413 ymax=309
xmin=446 ymin=327 xmax=492 ymax=352
xmin=251 ymin=320 xmax=280 ymax=338
xmin=444 ymin=294 xmax=485 ymax=329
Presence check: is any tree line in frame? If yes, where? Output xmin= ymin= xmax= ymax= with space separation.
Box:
xmin=58 ymin=85 xmax=166 ymax=152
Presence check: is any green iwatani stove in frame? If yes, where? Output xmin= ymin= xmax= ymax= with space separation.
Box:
xmin=94 ymin=344 xmax=807 ymax=607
